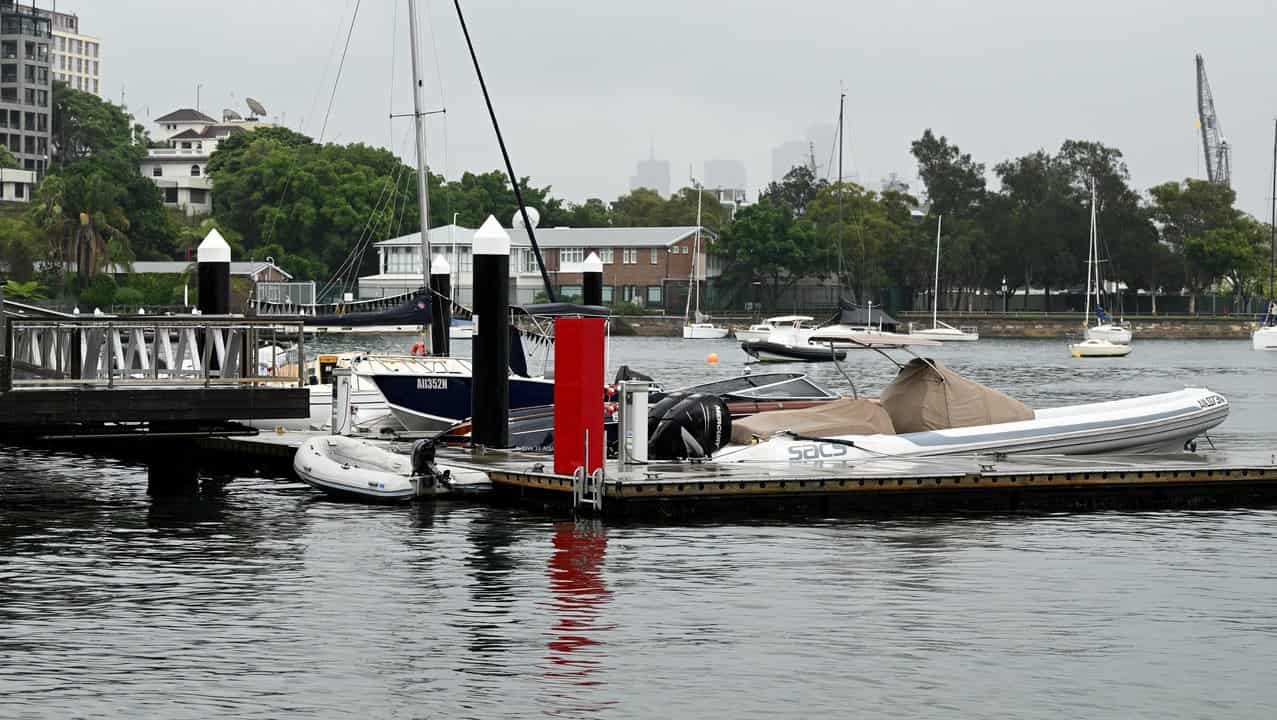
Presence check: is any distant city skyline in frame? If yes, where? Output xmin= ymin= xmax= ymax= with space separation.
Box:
xmin=83 ymin=1 xmax=1277 ymax=218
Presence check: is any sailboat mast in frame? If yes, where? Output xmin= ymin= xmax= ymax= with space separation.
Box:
xmin=694 ymin=180 xmax=704 ymax=319
xmin=932 ymin=215 xmax=942 ymax=329
xmin=407 ymin=0 xmax=432 ymax=346
xmin=1083 ymin=187 xmax=1094 ymax=328
xmin=836 ymin=89 xmax=845 ymax=284
xmin=1270 ymin=118 xmax=1276 ymax=301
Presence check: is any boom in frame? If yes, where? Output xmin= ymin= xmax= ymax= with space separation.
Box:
xmin=1195 ymin=53 xmax=1231 ymax=187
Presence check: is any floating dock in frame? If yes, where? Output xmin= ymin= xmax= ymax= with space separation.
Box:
xmin=197 ymin=432 xmax=1277 ymax=519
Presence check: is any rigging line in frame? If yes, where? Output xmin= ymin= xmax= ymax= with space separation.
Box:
xmin=319 ymin=0 xmax=362 ymax=143
xmin=319 ymin=172 xmax=398 ymax=299
xmin=452 ymin=0 xmax=557 ymax=302
xmin=388 ymin=0 xmax=398 ymax=147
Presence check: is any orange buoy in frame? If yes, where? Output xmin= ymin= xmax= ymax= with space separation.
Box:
xmin=706 ymin=352 xmax=719 ymax=365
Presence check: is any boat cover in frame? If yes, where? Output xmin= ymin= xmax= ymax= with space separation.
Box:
xmin=880 ymin=359 xmax=1034 ymax=433
xmin=309 ymin=289 xmax=431 ymax=327
xmin=730 ymin=397 xmax=894 ymax=444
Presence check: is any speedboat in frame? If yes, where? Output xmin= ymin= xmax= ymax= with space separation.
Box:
xmin=741 ymin=320 xmax=846 ymax=362
xmin=710 ymin=359 xmax=1228 ymax=464
xmin=735 ymin=315 xmax=815 ymax=343
xmin=909 ymin=321 xmax=979 ymax=342
xmin=249 ymin=351 xmax=389 ymax=431
xmin=1069 ymin=338 xmax=1132 ymax=358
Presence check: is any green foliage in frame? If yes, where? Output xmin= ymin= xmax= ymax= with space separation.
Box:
xmin=2 ymin=279 xmax=46 ymax=299
xmin=0 ymin=146 xmax=17 ymax=169
xmin=79 ymin=273 xmax=116 ymax=310
xmin=113 ymin=286 xmax=144 ymax=308
xmin=0 ymin=215 xmax=42 ymax=282
xmin=911 ymin=129 xmax=986 ymax=217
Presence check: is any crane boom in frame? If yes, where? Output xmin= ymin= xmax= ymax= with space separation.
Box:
xmin=1195 ymin=53 xmax=1231 ymax=187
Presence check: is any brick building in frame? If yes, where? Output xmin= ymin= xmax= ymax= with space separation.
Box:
xmin=360 ymin=224 xmax=720 ymax=313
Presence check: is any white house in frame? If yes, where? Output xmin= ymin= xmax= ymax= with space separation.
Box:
xmin=140 ymin=109 xmax=250 ymax=217
xmin=0 ymin=167 xmax=37 ymax=203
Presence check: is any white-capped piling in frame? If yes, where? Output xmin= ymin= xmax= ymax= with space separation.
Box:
xmin=470 ymin=215 xmax=510 ymax=448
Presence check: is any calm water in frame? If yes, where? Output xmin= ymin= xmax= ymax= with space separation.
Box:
xmin=2 ymin=338 xmax=1276 ymax=718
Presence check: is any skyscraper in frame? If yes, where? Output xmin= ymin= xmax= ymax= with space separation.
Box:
xmin=704 ymin=158 xmax=746 ymax=191
xmin=629 ymin=146 xmax=670 ymax=197
xmin=0 ymin=0 xmax=53 ymax=174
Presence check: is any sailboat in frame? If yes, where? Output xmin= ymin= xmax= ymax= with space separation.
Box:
xmin=1252 ymin=119 xmax=1277 ymax=351
xmin=1070 ymin=186 xmax=1131 ymax=358
xmin=909 ymin=215 xmax=979 ymax=342
xmin=1081 ymin=187 xmax=1132 ymax=344
xmin=682 ymin=181 xmax=729 ymax=339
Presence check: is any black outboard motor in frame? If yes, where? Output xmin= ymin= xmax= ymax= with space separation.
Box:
xmin=411 ymin=438 xmax=451 ymax=489
xmin=648 ymin=393 xmax=732 ymax=460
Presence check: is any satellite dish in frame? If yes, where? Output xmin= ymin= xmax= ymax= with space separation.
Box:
xmin=511 ymin=206 xmax=540 ymax=230
xmin=246 ymin=98 xmax=267 ymax=117
xmin=222 ymin=108 xmax=242 ymax=121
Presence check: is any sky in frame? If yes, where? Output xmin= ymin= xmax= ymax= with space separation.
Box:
xmin=86 ymin=0 xmax=1277 ymax=219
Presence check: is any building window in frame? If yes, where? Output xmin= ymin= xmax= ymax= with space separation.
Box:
xmin=647 ymin=286 xmax=662 ymax=305
xmin=189 ymin=189 xmax=207 ymax=204
xmin=601 ymin=286 xmax=614 ymax=303
xmin=598 ymin=248 xmax=613 ymax=264
xmin=650 ymin=248 xmax=659 ymax=264
xmin=622 ymin=248 xmax=637 ymax=264
xmin=190 ymin=165 xmax=201 ymax=176
xmin=151 ymin=166 xmax=161 ymax=177
xmin=559 ymin=285 xmax=582 ymax=303
xmin=559 ymin=247 xmax=583 ymax=265
xmin=164 ymin=187 xmax=178 ymax=203
xmin=13 ymin=182 xmax=23 ymax=199
xmin=1 ymin=42 xmax=15 ymax=60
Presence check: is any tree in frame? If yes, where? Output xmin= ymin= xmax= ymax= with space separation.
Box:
xmin=718 ymin=200 xmax=818 ymax=305
xmin=0 ymin=215 xmax=42 ymax=282
xmin=910 ymin=129 xmax=986 ymax=217
xmin=563 ymin=198 xmax=612 ymax=227
xmin=0 ymin=146 xmax=17 ymax=169
xmin=1149 ymin=178 xmax=1239 ymax=312
xmin=29 ymin=169 xmax=133 ymax=288
xmin=760 ymin=165 xmax=825 ymax=217
xmin=609 ymin=187 xmax=668 ymax=227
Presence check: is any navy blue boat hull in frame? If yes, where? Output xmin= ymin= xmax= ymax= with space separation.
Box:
xmin=371 ymin=373 xmax=555 ymax=431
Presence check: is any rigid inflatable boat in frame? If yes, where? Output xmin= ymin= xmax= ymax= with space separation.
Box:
xmin=293 ymin=437 xmax=486 ymax=501
xmin=708 ymin=359 xmax=1229 ymax=464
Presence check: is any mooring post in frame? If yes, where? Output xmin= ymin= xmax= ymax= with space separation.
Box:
xmin=146 ymin=436 xmax=200 ymax=497
xmin=582 ymin=252 xmax=603 ymax=306
xmin=198 ymin=229 xmax=231 ymax=375
xmin=470 ymin=215 xmax=510 ymax=449
xmin=430 ymin=254 xmax=452 ymax=357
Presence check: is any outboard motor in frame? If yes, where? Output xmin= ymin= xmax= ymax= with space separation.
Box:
xmin=411 ymin=438 xmax=451 ymax=490
xmin=648 ymin=393 xmax=732 ymax=460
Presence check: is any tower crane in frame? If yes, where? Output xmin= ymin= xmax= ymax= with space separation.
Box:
xmin=1195 ymin=53 xmax=1231 ymax=187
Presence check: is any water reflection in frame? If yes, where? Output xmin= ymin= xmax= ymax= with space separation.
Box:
xmin=541 ymin=519 xmax=615 ymax=715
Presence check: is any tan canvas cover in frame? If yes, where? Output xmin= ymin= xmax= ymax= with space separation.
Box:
xmin=730 ymin=397 xmax=895 ymax=444
xmin=879 ymin=359 xmax=1034 ymax=433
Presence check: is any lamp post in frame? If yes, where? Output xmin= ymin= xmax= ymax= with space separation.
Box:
xmin=1001 ymin=276 xmax=1008 ymax=314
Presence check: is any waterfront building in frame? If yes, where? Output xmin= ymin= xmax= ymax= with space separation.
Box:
xmin=0 ymin=0 xmax=51 ymax=175
xmin=360 ymin=224 xmax=720 ymax=313
xmin=139 ymin=108 xmax=249 ymax=217
xmin=49 ymin=8 xmax=98 ymax=96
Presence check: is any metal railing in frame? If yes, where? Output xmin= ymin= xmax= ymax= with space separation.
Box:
xmin=3 ymin=316 xmax=306 ymax=389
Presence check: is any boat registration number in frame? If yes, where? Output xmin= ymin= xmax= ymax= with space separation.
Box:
xmin=416 ymin=378 xmax=448 ymax=390
xmin=1197 ymin=394 xmax=1225 ymax=409
xmin=788 ymin=443 xmax=848 ymax=461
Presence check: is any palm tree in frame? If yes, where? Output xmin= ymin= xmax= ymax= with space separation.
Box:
xmin=30 ymin=170 xmax=133 ymax=288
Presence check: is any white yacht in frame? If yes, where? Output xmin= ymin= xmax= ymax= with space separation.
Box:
xmin=910 ymin=216 xmax=979 ymax=342
xmin=1080 ymin=187 xmax=1133 ymax=345
xmin=735 ymin=315 xmax=815 ymax=343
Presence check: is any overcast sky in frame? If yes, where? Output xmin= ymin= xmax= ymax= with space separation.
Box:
xmin=89 ymin=0 xmax=1277 ymax=219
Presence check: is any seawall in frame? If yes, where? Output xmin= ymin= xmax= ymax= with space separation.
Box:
xmin=613 ymin=314 xmax=1263 ymax=340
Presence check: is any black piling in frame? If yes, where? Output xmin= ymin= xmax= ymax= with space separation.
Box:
xmin=470 ymin=216 xmax=510 ymax=449
xmin=582 ymin=252 xmax=603 ymax=306
xmin=430 ymin=254 xmax=452 ymax=357
xmin=197 ymin=229 xmax=231 ymax=315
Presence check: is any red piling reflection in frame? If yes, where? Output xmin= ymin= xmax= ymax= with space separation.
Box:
xmin=545 ymin=520 xmax=612 ymax=685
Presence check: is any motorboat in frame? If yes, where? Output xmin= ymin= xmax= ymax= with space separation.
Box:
xmin=249 ymin=351 xmax=389 ymax=431
xmin=735 ymin=315 xmax=815 ymax=343
xmin=683 ymin=322 xmax=730 ymax=339
xmin=709 ymin=359 xmax=1228 ymax=464
xmin=440 ymin=371 xmax=839 ymax=450
xmin=908 ymin=321 xmax=979 ymax=343
xmin=910 ymin=216 xmax=979 ymax=342
xmin=1255 ymin=322 xmax=1277 ymax=351
xmin=1069 ymin=338 xmax=1132 ymax=358
xmin=293 ymin=436 xmax=488 ymax=502
xmin=450 ymin=317 xmax=476 ymax=340
xmin=355 ymin=354 xmax=554 ymax=432
xmin=741 ymin=319 xmax=847 ymax=362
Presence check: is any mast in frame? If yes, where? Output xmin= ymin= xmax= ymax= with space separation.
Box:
xmin=407 ymin=0 xmax=432 ymax=349
xmin=1270 ymin=118 xmax=1276 ymax=302
xmin=932 ymin=215 xmax=942 ymax=329
xmin=836 ymin=89 xmax=845 ymax=286
xmin=1083 ymin=186 xmax=1095 ymax=329
xmin=693 ymin=180 xmax=704 ymax=321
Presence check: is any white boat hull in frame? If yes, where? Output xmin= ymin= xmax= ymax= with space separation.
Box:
xmin=293 ymin=436 xmax=491 ymax=501
xmin=713 ymin=388 xmax=1228 ymax=464
xmin=1085 ymin=324 xmax=1132 ymax=344
xmin=734 ymin=327 xmax=773 ymax=343
xmin=683 ymin=324 xmax=730 ymax=339
xmin=1070 ymin=339 xmax=1132 ymax=358
xmin=909 ymin=327 xmax=979 ymax=342
xmin=1253 ymin=326 xmax=1277 ymax=351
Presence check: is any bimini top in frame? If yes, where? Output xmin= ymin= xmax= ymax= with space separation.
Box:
xmin=512 ymin=303 xmax=610 ymax=318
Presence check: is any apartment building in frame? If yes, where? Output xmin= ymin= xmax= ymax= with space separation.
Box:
xmin=0 ymin=0 xmax=51 ymax=174
xmin=49 ymin=9 xmax=98 ymax=96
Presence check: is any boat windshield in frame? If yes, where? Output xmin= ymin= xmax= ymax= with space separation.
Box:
xmin=680 ymin=373 xmax=835 ymax=399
